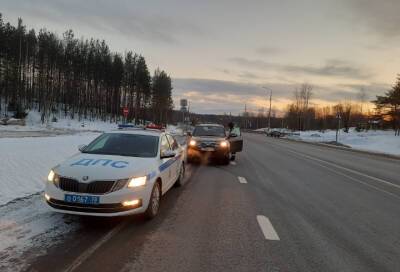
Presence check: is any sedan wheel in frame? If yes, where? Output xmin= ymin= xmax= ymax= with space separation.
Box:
xmin=174 ymin=163 xmax=185 ymax=187
xmin=145 ymin=182 xmax=161 ymax=219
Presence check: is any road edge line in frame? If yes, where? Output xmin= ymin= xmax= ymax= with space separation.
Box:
xmin=63 ymin=221 xmax=127 ymax=272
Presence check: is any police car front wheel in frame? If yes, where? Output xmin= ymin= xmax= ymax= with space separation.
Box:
xmin=145 ymin=182 xmax=161 ymax=219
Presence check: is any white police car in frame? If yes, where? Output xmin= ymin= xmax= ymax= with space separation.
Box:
xmin=44 ymin=128 xmax=185 ymax=219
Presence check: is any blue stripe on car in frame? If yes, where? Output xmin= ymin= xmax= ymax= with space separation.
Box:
xmin=159 ymin=154 xmax=182 ymax=172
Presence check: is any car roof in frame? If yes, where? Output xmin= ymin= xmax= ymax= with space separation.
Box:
xmin=107 ymin=129 xmax=164 ymax=137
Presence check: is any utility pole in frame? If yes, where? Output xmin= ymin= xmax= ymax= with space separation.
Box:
xmin=268 ymin=90 xmax=272 ymax=130
xmin=244 ymin=104 xmax=247 ymax=129
xmin=262 ymin=86 xmax=273 ymax=130
xmin=336 ymin=112 xmax=341 ymax=144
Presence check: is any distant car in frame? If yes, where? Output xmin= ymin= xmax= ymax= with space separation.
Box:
xmin=268 ymin=130 xmax=282 ymax=137
xmin=45 ymin=129 xmax=185 ymax=219
xmin=187 ymin=124 xmax=243 ymax=164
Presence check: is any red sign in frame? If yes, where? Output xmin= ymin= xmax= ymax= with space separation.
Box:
xmin=123 ymin=107 xmax=129 ymax=117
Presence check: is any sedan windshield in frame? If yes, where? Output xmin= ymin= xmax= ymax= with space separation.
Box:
xmin=82 ymin=133 xmax=159 ymax=157
xmin=193 ymin=126 xmax=226 ymax=137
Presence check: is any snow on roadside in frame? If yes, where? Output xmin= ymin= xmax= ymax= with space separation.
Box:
xmin=288 ymin=129 xmax=400 ymax=156
xmin=0 ymin=194 xmax=80 ymax=272
xmin=0 ymin=133 xmax=100 ymax=205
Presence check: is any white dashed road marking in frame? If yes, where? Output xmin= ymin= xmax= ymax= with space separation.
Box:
xmin=238 ymin=176 xmax=247 ymax=184
xmin=257 ymin=215 xmax=280 ymax=241
xmin=230 ymin=161 xmax=237 ymax=165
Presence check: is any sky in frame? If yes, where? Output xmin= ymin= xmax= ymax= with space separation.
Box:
xmin=1 ymin=0 xmax=400 ymax=115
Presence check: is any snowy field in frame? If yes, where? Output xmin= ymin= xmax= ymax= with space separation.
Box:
xmin=287 ymin=129 xmax=400 ymax=156
xmin=0 ymin=133 xmax=100 ymax=205
xmin=0 ymin=111 xmax=117 ymax=133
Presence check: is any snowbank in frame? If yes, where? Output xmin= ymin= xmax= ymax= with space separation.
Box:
xmin=288 ymin=129 xmax=400 ymax=156
xmin=0 ymin=133 xmax=100 ymax=205
xmin=0 ymin=110 xmax=118 ymax=132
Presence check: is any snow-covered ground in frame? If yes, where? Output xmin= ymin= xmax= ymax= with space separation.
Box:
xmin=0 ymin=194 xmax=81 ymax=271
xmin=0 ymin=133 xmax=100 ymax=205
xmin=0 ymin=110 xmax=118 ymax=133
xmin=287 ymin=129 xmax=400 ymax=156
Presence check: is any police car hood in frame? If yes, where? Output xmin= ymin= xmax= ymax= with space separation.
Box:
xmin=55 ymin=153 xmax=156 ymax=181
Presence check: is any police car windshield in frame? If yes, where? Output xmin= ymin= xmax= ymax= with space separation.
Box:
xmin=193 ymin=126 xmax=226 ymax=137
xmin=82 ymin=133 xmax=159 ymax=157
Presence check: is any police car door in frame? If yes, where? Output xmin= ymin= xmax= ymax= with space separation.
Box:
xmin=166 ymin=134 xmax=180 ymax=181
xmin=159 ymin=135 xmax=174 ymax=192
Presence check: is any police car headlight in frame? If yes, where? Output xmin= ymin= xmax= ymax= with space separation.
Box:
xmin=48 ymin=170 xmax=58 ymax=182
xmin=47 ymin=170 xmax=60 ymax=187
xmin=128 ymin=176 xmax=147 ymax=188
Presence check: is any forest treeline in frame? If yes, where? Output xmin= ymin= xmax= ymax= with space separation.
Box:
xmin=0 ymin=14 xmax=173 ymax=124
xmin=284 ymin=78 xmax=400 ymax=134
xmin=236 ymin=77 xmax=400 ymax=135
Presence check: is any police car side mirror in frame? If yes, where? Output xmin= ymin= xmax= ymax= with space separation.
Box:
xmin=161 ymin=150 xmax=176 ymax=159
xmin=78 ymin=144 xmax=87 ymax=152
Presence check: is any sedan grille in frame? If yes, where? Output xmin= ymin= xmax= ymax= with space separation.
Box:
xmin=199 ymin=142 xmax=218 ymax=148
xmin=58 ymin=177 xmax=126 ymax=194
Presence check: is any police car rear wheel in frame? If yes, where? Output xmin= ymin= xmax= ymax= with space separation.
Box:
xmin=145 ymin=182 xmax=161 ymax=219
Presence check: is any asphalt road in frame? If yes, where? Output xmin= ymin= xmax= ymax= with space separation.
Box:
xmin=23 ymin=133 xmax=400 ymax=272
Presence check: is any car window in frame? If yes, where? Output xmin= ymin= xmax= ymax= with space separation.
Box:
xmin=166 ymin=135 xmax=179 ymax=150
xmin=86 ymin=134 xmax=108 ymax=151
xmin=160 ymin=135 xmax=171 ymax=154
xmin=82 ymin=133 xmax=159 ymax=157
xmin=193 ymin=126 xmax=226 ymax=137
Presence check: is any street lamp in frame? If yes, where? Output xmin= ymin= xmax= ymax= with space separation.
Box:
xmin=262 ymin=86 xmax=273 ymax=130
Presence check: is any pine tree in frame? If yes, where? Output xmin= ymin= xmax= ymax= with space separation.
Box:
xmin=0 ymin=15 xmax=174 ymax=125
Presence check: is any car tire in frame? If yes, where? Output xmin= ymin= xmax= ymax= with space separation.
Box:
xmin=144 ymin=181 xmax=161 ymax=220
xmin=174 ymin=163 xmax=185 ymax=187
xmin=222 ymin=153 xmax=230 ymax=165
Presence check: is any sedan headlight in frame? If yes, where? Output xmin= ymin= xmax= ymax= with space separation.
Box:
xmin=127 ymin=176 xmax=147 ymax=188
xmin=48 ymin=170 xmax=55 ymax=182
xmin=47 ymin=170 xmax=60 ymax=187
xmin=189 ymin=139 xmax=197 ymax=146
xmin=47 ymin=170 xmax=59 ymax=182
xmin=220 ymin=141 xmax=229 ymax=148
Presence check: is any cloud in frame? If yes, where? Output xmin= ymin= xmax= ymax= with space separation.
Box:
xmin=229 ymin=57 xmax=371 ymax=79
xmin=2 ymin=0 xmax=203 ymax=44
xmin=172 ymin=78 xmax=385 ymax=114
xmin=255 ymin=46 xmax=283 ymax=55
xmin=342 ymin=0 xmax=400 ymax=38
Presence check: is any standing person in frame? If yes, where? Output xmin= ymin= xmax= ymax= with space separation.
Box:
xmin=228 ymin=122 xmax=234 ymax=134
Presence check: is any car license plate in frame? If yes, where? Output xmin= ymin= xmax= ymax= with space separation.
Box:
xmin=202 ymin=147 xmax=215 ymax=152
xmin=64 ymin=194 xmax=100 ymax=205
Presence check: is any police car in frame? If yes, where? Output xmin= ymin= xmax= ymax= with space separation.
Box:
xmin=44 ymin=128 xmax=185 ymax=219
